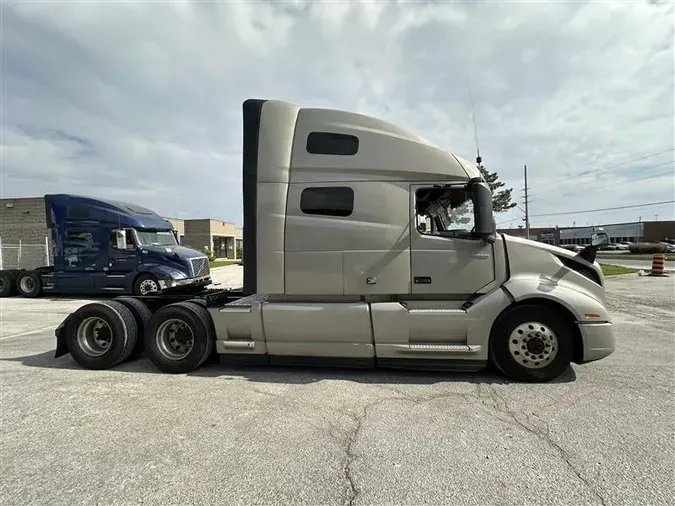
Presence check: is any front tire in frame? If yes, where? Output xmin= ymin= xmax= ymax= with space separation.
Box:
xmin=133 ymin=273 xmax=160 ymax=296
xmin=489 ymin=304 xmax=573 ymax=382
xmin=145 ymin=302 xmax=215 ymax=374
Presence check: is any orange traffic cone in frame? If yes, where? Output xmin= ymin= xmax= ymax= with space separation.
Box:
xmin=648 ymin=253 xmax=668 ymax=277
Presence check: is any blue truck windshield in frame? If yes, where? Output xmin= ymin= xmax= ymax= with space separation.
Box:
xmin=135 ymin=230 xmax=177 ymax=246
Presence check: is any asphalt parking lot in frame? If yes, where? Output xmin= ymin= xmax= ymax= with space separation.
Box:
xmin=1 ymin=269 xmax=673 ymax=506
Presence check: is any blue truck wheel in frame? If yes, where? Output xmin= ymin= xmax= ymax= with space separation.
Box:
xmin=16 ymin=270 xmax=42 ymax=298
xmin=0 ymin=270 xmax=16 ymax=297
xmin=133 ymin=274 xmax=160 ymax=296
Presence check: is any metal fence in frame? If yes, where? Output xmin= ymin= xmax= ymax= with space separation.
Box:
xmin=0 ymin=237 xmax=51 ymax=270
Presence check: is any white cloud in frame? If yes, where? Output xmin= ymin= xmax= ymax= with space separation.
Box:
xmin=1 ymin=0 xmax=673 ymax=228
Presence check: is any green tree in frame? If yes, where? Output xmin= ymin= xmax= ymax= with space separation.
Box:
xmin=478 ymin=165 xmax=517 ymax=213
xmin=444 ymin=165 xmax=516 ymax=226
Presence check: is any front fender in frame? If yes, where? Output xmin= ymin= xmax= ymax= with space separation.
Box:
xmin=143 ymin=265 xmax=189 ymax=282
xmin=502 ymin=274 xmax=612 ymax=323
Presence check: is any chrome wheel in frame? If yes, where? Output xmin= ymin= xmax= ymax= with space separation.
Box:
xmin=155 ymin=318 xmax=194 ymax=360
xmin=139 ymin=278 xmax=159 ymax=295
xmin=76 ymin=317 xmax=113 ymax=357
xmin=20 ymin=277 xmax=35 ymax=293
xmin=508 ymin=321 xmax=558 ymax=369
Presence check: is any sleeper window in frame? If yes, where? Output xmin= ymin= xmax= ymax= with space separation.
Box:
xmin=300 ymin=187 xmax=354 ymax=217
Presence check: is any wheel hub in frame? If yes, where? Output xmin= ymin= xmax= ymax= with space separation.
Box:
xmin=20 ymin=277 xmax=35 ymax=292
xmin=526 ymin=337 xmax=545 ymax=355
xmin=508 ymin=321 xmax=558 ymax=369
xmin=140 ymin=279 xmax=159 ymax=295
xmin=76 ymin=317 xmax=113 ymax=357
xmin=156 ymin=318 xmax=194 ymax=360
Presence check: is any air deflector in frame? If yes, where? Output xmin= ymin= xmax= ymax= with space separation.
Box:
xmin=242 ymin=99 xmax=266 ymax=295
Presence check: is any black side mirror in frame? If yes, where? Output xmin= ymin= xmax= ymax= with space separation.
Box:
xmin=578 ymin=231 xmax=609 ymax=263
xmin=591 ymin=232 xmax=609 ymax=247
xmin=472 ymin=180 xmax=496 ymax=243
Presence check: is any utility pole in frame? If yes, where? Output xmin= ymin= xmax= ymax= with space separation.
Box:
xmin=523 ymin=164 xmax=530 ymax=240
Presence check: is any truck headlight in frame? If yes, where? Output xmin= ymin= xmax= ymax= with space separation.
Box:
xmin=169 ymin=270 xmax=188 ymax=280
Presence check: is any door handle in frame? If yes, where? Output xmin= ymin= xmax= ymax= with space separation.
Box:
xmin=414 ymin=276 xmax=432 ymax=284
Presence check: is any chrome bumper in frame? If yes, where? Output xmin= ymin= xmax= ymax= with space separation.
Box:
xmin=159 ymin=275 xmax=211 ymax=290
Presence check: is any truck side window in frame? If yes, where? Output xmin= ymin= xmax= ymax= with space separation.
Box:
xmin=306 ymin=132 xmax=359 ymax=155
xmin=66 ymin=231 xmax=89 ymax=242
xmin=300 ymin=187 xmax=354 ymax=217
xmin=415 ymin=186 xmax=476 ymax=239
xmin=68 ymin=205 xmax=90 ymax=219
xmin=110 ymin=229 xmax=135 ymax=250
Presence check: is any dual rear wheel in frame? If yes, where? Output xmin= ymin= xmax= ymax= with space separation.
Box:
xmin=65 ymin=299 xmax=214 ymax=373
xmin=0 ymin=269 xmax=42 ymax=298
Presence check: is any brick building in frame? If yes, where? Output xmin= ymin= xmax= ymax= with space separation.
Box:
xmin=0 ymin=196 xmax=243 ymax=269
xmin=165 ymin=217 xmax=243 ymax=259
xmin=0 ymin=197 xmax=51 ymax=269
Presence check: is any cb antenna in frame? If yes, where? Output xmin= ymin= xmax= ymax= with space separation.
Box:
xmin=464 ymin=60 xmax=482 ymax=167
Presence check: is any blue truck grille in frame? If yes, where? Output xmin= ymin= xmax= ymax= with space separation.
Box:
xmin=190 ymin=257 xmax=210 ymax=278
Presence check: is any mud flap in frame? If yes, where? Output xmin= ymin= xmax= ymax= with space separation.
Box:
xmin=54 ymin=319 xmax=69 ymax=358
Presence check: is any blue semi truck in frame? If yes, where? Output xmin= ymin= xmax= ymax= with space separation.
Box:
xmin=0 ymin=194 xmax=213 ymax=298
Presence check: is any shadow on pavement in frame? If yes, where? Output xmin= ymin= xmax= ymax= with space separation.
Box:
xmin=2 ymin=350 xmax=578 ymax=386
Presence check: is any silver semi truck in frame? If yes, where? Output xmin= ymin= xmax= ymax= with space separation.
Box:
xmin=54 ymin=98 xmax=615 ymax=382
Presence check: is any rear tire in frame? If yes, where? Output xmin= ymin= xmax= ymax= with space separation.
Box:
xmin=114 ymin=296 xmax=153 ymax=358
xmin=187 ymin=298 xmax=207 ymax=308
xmin=145 ymin=301 xmax=215 ymax=374
xmin=489 ymin=304 xmax=573 ymax=383
xmin=64 ymin=301 xmax=138 ymax=370
xmin=15 ymin=270 xmax=42 ymax=298
xmin=0 ymin=270 xmax=16 ymax=297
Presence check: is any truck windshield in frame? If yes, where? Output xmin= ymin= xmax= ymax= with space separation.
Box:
xmin=135 ymin=229 xmax=177 ymax=246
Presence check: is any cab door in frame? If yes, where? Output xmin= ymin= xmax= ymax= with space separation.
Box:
xmin=108 ymin=229 xmax=139 ymax=274
xmin=103 ymin=228 xmax=140 ymax=290
xmin=409 ymin=183 xmax=495 ymax=297
xmin=57 ymin=228 xmax=96 ymax=293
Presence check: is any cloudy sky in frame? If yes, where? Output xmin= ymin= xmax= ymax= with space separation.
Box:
xmin=1 ymin=0 xmax=673 ymax=229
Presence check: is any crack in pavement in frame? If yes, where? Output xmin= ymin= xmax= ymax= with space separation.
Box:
xmin=476 ymin=384 xmax=609 ymax=506
xmin=337 ymin=388 xmax=488 ymax=506
xmin=242 ymin=380 xmax=610 ymax=506
xmin=338 ymin=397 xmax=398 ymax=506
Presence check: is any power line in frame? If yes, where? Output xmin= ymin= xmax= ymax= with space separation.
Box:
xmin=497 ymin=216 xmax=524 ymax=227
xmin=528 ymin=159 xmax=674 ymax=204
xmin=546 ymin=147 xmax=675 ymax=184
xmin=526 ymin=149 xmax=674 ymax=199
xmin=530 ymin=200 xmax=675 ymax=219
xmin=583 ymin=147 xmax=675 ymax=177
